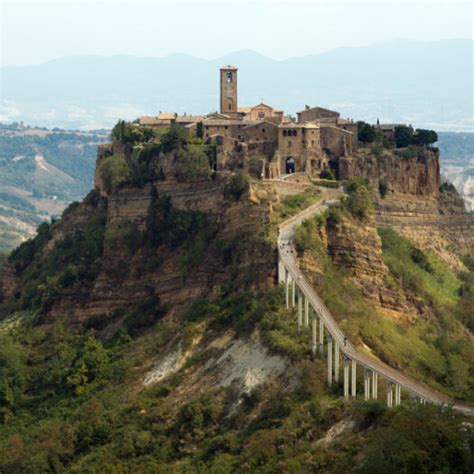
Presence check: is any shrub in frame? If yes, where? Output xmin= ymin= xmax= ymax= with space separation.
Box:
xmin=224 ymin=172 xmax=249 ymax=200
xmin=320 ymin=167 xmax=335 ymax=180
xmin=112 ymin=120 xmax=153 ymax=145
xmin=412 ymin=129 xmax=438 ymax=146
xmin=159 ymin=124 xmax=188 ymax=153
xmin=99 ymin=154 xmax=128 ymax=193
xmin=175 ymin=146 xmax=211 ymax=182
xmin=345 ymin=185 xmax=373 ymax=219
xmin=379 ymin=179 xmax=388 ymax=197
xmin=395 ymin=146 xmax=418 ymax=159
xmin=439 ymin=182 xmax=456 ymax=194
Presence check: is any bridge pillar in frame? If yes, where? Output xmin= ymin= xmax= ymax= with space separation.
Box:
xmin=297 ymin=290 xmax=303 ymax=330
xmin=395 ymin=384 xmax=401 ymax=406
xmin=387 ymin=382 xmax=393 ymax=408
xmin=364 ymin=369 xmax=371 ymax=401
xmin=334 ymin=342 xmax=340 ymax=383
xmin=327 ymin=335 xmax=333 ymax=386
xmin=285 ymin=269 xmax=290 ymax=309
xmin=292 ymin=278 xmax=296 ymax=307
xmin=351 ymin=359 xmax=357 ymax=397
xmin=304 ymin=297 xmax=309 ymax=328
xmin=372 ymin=371 xmax=378 ymax=399
xmin=311 ymin=308 xmax=317 ymax=356
xmin=343 ymin=358 xmax=350 ymax=398
xmin=319 ymin=318 xmax=324 ymax=355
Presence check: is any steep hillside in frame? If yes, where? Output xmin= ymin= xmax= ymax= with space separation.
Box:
xmin=0 ymin=128 xmax=473 ymax=472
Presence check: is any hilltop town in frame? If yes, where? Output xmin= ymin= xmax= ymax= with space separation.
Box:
xmin=137 ymin=65 xmax=411 ymax=179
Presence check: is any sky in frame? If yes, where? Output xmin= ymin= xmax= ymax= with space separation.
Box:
xmin=1 ymin=0 xmax=473 ymax=67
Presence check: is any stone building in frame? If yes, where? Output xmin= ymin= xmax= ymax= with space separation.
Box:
xmin=139 ymin=65 xmax=359 ymax=177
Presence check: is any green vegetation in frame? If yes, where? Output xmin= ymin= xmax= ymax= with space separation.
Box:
xmin=107 ymin=121 xmax=216 ymax=189
xmin=175 ymin=146 xmax=211 ymax=182
xmin=320 ymin=167 xmax=336 ymax=180
xmin=394 ymin=145 xmax=418 ymax=159
xmin=394 ymin=126 xmax=438 ymax=148
xmin=272 ymin=187 xmax=320 ymax=222
xmin=394 ymin=125 xmax=413 ymax=148
xmin=6 ymin=208 xmax=106 ymax=314
xmin=312 ymin=178 xmax=340 ymax=188
xmin=294 ymin=208 xmax=473 ymax=401
xmin=412 ymin=128 xmax=438 ymax=146
xmin=357 ymin=121 xmax=376 ymax=144
xmin=111 ymin=120 xmax=154 ymax=145
xmin=0 ymin=285 xmax=471 ymax=472
xmin=344 ymin=180 xmax=373 ymax=219
xmin=99 ymin=154 xmax=128 ymax=193
xmin=224 ymin=172 xmax=250 ymax=200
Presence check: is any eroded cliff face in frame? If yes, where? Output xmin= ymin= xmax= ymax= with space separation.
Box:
xmin=301 ymin=213 xmax=430 ymax=322
xmin=338 ymin=148 xmax=474 ymax=271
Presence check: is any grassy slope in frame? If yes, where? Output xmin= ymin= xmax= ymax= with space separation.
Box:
xmin=295 ymin=210 xmax=473 ymax=401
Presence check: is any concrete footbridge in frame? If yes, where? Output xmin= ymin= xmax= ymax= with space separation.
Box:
xmin=277 ymin=192 xmax=473 ymax=414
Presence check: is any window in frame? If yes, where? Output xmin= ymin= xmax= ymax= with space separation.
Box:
xmin=225 ymin=126 xmax=228 ymax=129
xmin=227 ymin=71 xmax=232 ymax=83
xmin=228 ymin=104 xmax=232 ymax=110
xmin=311 ymin=140 xmax=315 ymax=146
xmin=283 ymin=130 xmax=287 ymax=136
xmin=262 ymin=128 xmax=266 ymax=133
xmin=292 ymin=130 xmax=297 ymax=136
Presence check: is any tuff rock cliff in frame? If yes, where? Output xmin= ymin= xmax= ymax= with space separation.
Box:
xmin=338 ymin=147 xmax=474 ymax=271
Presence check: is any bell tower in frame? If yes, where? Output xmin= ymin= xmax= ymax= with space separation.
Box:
xmin=220 ymin=65 xmax=238 ymax=115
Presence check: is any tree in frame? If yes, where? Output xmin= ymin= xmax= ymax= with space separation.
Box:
xmin=345 ymin=181 xmax=374 ymax=219
xmin=412 ymin=129 xmax=438 ymax=146
xmin=357 ymin=122 xmax=376 ymax=144
xmin=394 ymin=125 xmax=413 ymax=148
xmin=160 ymin=124 xmax=188 ymax=153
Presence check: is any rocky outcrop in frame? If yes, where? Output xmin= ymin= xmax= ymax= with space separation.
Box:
xmin=338 ymin=147 xmax=474 ymax=270
xmin=322 ymin=215 xmax=429 ymax=321
xmin=338 ymin=148 xmax=440 ymax=197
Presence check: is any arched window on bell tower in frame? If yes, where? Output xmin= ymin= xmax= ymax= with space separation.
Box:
xmin=220 ymin=65 xmax=238 ymax=115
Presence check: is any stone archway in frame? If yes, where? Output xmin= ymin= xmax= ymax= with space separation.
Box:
xmin=285 ymin=156 xmax=295 ymax=174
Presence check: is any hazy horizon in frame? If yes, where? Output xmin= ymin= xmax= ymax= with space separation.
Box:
xmin=2 ymin=0 xmax=473 ymax=67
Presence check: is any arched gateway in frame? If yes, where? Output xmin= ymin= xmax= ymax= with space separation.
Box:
xmin=285 ymin=156 xmax=295 ymax=174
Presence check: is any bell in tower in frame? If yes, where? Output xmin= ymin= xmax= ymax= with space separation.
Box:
xmin=220 ymin=65 xmax=238 ymax=116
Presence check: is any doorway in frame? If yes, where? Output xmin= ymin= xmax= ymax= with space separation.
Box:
xmin=285 ymin=156 xmax=295 ymax=174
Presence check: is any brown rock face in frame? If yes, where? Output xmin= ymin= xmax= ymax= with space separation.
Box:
xmin=338 ymin=148 xmax=474 ymax=270
xmin=1 ymin=171 xmax=276 ymax=323
xmin=323 ymin=216 xmax=427 ymax=321
xmin=338 ymin=148 xmax=440 ymax=197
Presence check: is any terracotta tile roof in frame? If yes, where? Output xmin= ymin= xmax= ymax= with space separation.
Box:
xmin=176 ymin=115 xmax=205 ymax=123
xmin=158 ymin=112 xmax=177 ymax=120
xmin=139 ymin=116 xmax=165 ymax=125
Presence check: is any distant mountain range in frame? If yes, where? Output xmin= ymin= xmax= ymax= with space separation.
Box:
xmin=1 ymin=39 xmax=472 ymax=131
